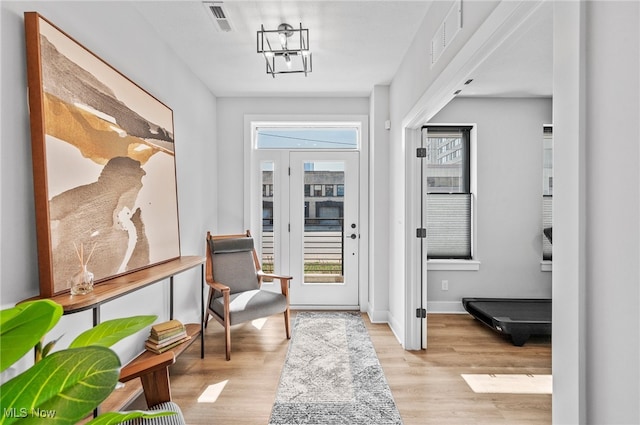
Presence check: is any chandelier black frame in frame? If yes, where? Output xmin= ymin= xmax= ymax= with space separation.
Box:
xmin=257 ymin=23 xmax=312 ymax=77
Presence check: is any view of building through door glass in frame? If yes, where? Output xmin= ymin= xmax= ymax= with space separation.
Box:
xmin=261 ymin=160 xmax=347 ymax=285
xmin=303 ymin=161 xmax=345 ymax=284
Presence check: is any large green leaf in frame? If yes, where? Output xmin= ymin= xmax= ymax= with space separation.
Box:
xmin=0 ymin=346 xmax=120 ymax=425
xmin=0 ymin=300 xmax=63 ymax=372
xmin=69 ymin=315 xmax=156 ymax=349
xmin=84 ymin=410 xmax=175 ymax=425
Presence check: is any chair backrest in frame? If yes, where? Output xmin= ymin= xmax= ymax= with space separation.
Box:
xmin=207 ymin=234 xmax=260 ymax=294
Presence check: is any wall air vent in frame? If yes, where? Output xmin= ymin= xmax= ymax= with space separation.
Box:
xmin=204 ymin=1 xmax=233 ymax=32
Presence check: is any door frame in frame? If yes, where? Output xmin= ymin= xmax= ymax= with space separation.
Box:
xmin=244 ymin=114 xmax=369 ymax=311
xmin=404 ymin=126 xmax=425 ymax=350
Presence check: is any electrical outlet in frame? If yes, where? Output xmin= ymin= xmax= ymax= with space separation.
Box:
xmin=442 ymin=280 xmax=449 ymax=291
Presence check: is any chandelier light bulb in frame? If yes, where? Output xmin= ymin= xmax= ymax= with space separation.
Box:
xmin=278 ymin=23 xmax=293 ymax=50
xmin=279 ymin=33 xmax=288 ymax=50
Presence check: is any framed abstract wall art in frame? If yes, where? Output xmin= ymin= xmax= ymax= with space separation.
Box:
xmin=24 ymin=12 xmax=181 ymax=297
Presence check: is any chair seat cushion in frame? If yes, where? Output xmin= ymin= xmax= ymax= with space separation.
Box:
xmin=120 ymin=401 xmax=186 ymax=425
xmin=210 ymin=289 xmax=287 ymax=325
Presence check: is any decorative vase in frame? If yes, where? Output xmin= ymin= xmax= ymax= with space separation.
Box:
xmin=70 ymin=265 xmax=94 ymax=295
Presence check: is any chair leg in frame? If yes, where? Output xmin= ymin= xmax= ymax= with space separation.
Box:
xmin=284 ymin=308 xmax=291 ymax=339
xmin=225 ymin=322 xmax=231 ymax=361
xmin=204 ymin=288 xmax=215 ymax=329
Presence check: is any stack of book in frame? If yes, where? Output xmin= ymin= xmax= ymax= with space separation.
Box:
xmin=146 ymin=319 xmax=190 ymax=354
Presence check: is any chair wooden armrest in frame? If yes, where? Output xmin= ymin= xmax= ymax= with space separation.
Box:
xmin=257 ymin=271 xmax=291 ymax=296
xmin=119 ymin=352 xmax=176 ymax=408
xmin=207 ymin=280 xmax=231 ymax=312
xmin=207 ymin=280 xmax=230 ymax=293
xmin=258 ymin=270 xmax=292 ymax=281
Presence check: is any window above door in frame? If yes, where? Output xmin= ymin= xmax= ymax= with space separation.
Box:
xmin=255 ymin=125 xmax=359 ymax=150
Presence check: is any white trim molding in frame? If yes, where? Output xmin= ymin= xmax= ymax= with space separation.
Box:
xmin=427 ymin=301 xmax=467 ymax=314
xmin=427 ymin=259 xmax=481 ymax=271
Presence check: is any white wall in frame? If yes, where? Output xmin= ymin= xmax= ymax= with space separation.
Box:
xmin=0 ymin=2 xmax=216 ymax=367
xmin=551 ymin=2 xmax=586 ymax=422
xmin=584 ymin=4 xmax=639 ymax=422
xmin=368 ymin=85 xmax=391 ymax=322
xmin=215 ymin=96 xmax=369 ymax=233
xmin=426 ymin=97 xmax=552 ymax=312
xmin=553 ymin=2 xmax=640 ymax=424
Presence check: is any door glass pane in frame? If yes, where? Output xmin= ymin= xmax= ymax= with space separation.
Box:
xmin=303 ymin=161 xmax=345 ymax=284
xmin=261 ymin=161 xmax=274 ymax=281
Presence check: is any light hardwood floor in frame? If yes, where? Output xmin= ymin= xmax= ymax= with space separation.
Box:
xmin=139 ymin=312 xmax=551 ymax=424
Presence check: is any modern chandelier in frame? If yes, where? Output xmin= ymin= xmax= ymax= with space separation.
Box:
xmin=257 ymin=22 xmax=312 ymax=77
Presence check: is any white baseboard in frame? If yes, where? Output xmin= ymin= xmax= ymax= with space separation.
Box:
xmin=366 ymin=309 xmax=389 ymax=324
xmin=426 ymin=301 xmax=467 ymax=314
xmin=364 ymin=309 xmax=403 ymax=345
xmin=290 ymin=305 xmax=360 ymax=311
xmin=387 ymin=311 xmax=403 ymax=345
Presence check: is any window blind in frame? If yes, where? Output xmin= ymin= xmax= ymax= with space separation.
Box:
xmin=427 ymin=193 xmax=472 ymax=259
xmin=542 ymin=195 xmax=552 ymax=260
xmin=542 ymin=125 xmax=553 ymax=261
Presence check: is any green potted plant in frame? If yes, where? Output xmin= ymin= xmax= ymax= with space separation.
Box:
xmin=0 ymin=299 xmax=174 ymax=424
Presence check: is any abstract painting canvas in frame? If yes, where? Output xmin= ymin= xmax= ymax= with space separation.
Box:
xmin=24 ymin=12 xmax=181 ymax=296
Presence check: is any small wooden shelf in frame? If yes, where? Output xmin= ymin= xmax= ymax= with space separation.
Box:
xmin=99 ymin=323 xmax=201 ymax=413
xmin=133 ymin=323 xmax=201 ymax=364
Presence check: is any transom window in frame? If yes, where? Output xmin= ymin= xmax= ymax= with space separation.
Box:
xmin=255 ymin=126 xmax=359 ymax=150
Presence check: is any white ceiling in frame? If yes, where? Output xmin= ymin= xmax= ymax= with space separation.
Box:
xmin=132 ymin=1 xmax=552 ymax=98
xmin=458 ymin=0 xmax=553 ymax=98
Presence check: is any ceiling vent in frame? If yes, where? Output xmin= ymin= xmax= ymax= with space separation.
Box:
xmin=431 ymin=0 xmax=462 ymax=66
xmin=204 ymin=1 xmax=233 ymax=32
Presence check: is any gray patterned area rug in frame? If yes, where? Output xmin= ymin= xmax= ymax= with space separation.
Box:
xmin=269 ymin=312 xmax=403 ymax=425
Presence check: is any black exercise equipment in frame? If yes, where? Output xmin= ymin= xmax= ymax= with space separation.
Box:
xmin=462 ymin=297 xmax=551 ymax=346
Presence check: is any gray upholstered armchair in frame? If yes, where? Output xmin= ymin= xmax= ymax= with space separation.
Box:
xmin=204 ymin=230 xmax=291 ymax=360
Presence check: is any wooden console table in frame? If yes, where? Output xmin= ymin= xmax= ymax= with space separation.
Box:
xmin=38 ymin=255 xmax=206 ymax=416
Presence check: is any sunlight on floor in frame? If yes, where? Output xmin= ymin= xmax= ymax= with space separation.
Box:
xmin=197 ymin=380 xmax=229 ymax=403
xmin=252 ymin=317 xmax=268 ymax=330
xmin=461 ymin=374 xmax=552 ymax=394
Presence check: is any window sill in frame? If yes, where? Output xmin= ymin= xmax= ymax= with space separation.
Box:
xmin=541 ymin=260 xmax=552 ymax=272
xmin=427 ymin=259 xmax=481 ymax=271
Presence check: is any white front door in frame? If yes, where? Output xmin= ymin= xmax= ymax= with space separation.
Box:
xmin=288 ymin=151 xmax=360 ymax=307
